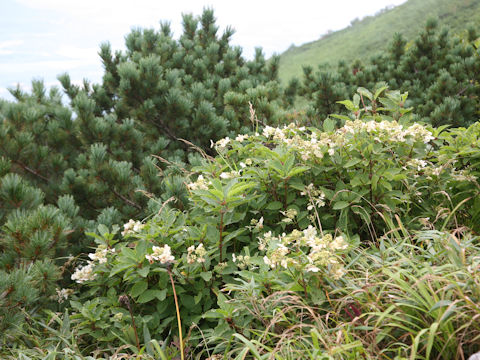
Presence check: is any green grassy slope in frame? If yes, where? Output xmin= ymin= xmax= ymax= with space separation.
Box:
xmin=278 ymin=0 xmax=480 ymax=83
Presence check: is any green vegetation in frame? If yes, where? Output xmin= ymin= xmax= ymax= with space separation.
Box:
xmin=1 ymin=6 xmax=480 ymax=360
xmin=295 ymin=19 xmax=480 ymax=129
xmin=279 ymin=0 xmax=480 ymax=82
xmin=0 ymin=9 xmax=286 ymax=347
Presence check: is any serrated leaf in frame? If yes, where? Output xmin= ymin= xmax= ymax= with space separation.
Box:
xmin=224 ymin=228 xmax=246 ymax=242
xmin=337 ymin=100 xmax=355 ymax=111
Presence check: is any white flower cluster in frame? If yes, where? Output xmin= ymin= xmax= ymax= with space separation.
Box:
xmin=341 ymin=120 xmax=435 ymax=144
xmin=71 ymin=263 xmax=96 ymax=283
xmin=423 ymin=166 xmax=443 ymax=178
xmin=187 ymin=175 xmax=211 ymax=191
xmin=235 ymin=134 xmax=249 ymax=142
xmin=250 ymin=216 xmax=264 ymax=231
xmin=187 ymin=243 xmax=207 ymax=264
xmin=55 ymin=288 xmax=74 ymax=303
xmin=263 ymin=124 xmax=337 ymax=161
xmin=301 ymin=183 xmax=326 ymax=210
xmin=211 ymin=137 xmax=230 ymax=150
xmin=122 ymin=219 xmax=144 ymax=237
xmin=260 ymin=225 xmax=348 ymax=279
xmin=406 ymin=158 xmax=428 ymax=171
xmin=146 ymin=245 xmax=175 ymax=264
xmin=257 ymin=230 xmax=275 ymax=251
xmin=451 ymin=169 xmax=476 ymax=182
xmin=219 ymin=171 xmax=240 ymax=179
xmin=88 ymin=245 xmax=115 ymax=264
xmin=280 ymin=208 xmax=297 ymax=223
xmin=263 ymin=125 xmax=288 ymax=140
xmin=232 ymin=254 xmax=251 ymax=269
xmin=71 ymin=244 xmax=115 ymax=283
xmin=211 ymin=121 xmax=434 ymax=175
xmin=263 ymin=243 xmax=290 ymax=269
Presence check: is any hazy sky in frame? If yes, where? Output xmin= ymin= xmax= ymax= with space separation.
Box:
xmin=0 ymin=0 xmax=407 ymax=100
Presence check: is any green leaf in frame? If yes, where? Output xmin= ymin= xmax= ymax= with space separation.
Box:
xmin=330 ymin=114 xmax=351 ymax=122
xmin=344 ymin=158 xmax=361 ymax=168
xmin=265 ymin=201 xmax=283 ymax=210
xmin=200 ymin=271 xmax=212 ymax=282
xmin=109 ymin=263 xmax=135 ymax=277
xmin=97 ymin=224 xmax=109 ymax=236
xmin=374 ymin=86 xmax=388 ymax=100
xmin=137 ymin=266 xmax=150 ymax=278
xmin=371 ymin=174 xmax=380 ymax=190
xmin=194 ymin=292 xmax=203 ymax=304
xmin=430 ymin=300 xmax=453 ymax=312
xmin=224 ymin=228 xmax=246 ymax=243
xmin=287 ymin=166 xmax=310 ymax=178
xmin=227 ymin=182 xmax=255 ymax=198
xmin=323 ymin=117 xmax=336 ymax=132
xmin=130 ymin=280 xmax=148 ymax=298
xmin=154 ymin=289 xmax=167 ymax=301
xmin=337 ymin=100 xmax=355 ymax=111
xmin=333 ymin=201 xmax=349 ymax=210
xmin=137 ymin=290 xmax=158 ymax=304
xmin=357 ymin=87 xmax=373 ymax=101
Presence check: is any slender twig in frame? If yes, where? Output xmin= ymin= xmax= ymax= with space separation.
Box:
xmin=168 ymin=267 xmax=184 ymax=360
xmin=219 ymin=210 xmax=225 ymax=263
xmin=118 ymin=295 xmax=140 ymax=351
xmin=15 ymin=160 xmax=50 ymax=182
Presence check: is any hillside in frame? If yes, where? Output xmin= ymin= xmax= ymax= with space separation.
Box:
xmin=278 ymin=0 xmax=480 ymax=83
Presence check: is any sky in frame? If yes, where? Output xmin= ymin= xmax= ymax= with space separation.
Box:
xmin=0 ymin=0 xmax=407 ymax=100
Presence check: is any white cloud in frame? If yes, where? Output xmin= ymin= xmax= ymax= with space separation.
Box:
xmin=55 ymin=46 xmax=99 ymax=62
xmin=16 ymin=0 xmax=407 ymax=57
xmin=0 ymin=60 xmax=96 ymax=73
xmin=0 ymin=40 xmax=24 ymax=48
xmin=0 ymin=39 xmax=24 ymax=54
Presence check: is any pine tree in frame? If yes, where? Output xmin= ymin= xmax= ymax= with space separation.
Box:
xmin=0 ymin=167 xmax=80 ymax=342
xmin=1 ymin=9 xmax=286 ymax=225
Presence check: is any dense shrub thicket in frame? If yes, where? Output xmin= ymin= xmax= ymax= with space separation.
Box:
xmin=55 ymin=89 xmax=480 ymax=359
xmin=1 ymin=8 xmax=480 ymax=360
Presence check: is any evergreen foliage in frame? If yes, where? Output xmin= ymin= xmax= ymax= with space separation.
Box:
xmin=0 ymin=9 xmax=286 ymax=222
xmin=0 ymin=172 xmax=77 ymax=343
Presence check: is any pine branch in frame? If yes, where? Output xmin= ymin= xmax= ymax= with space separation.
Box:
xmin=15 ymin=161 xmax=50 ymax=183
xmin=151 ymin=115 xmax=189 ymax=151
xmin=111 ymin=188 xmax=142 ymax=210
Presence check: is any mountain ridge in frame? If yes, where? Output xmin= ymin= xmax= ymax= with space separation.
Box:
xmin=278 ymin=0 xmax=480 ymax=83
